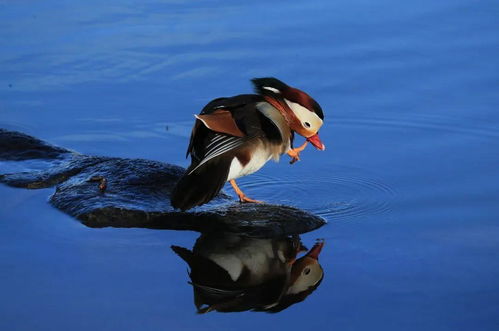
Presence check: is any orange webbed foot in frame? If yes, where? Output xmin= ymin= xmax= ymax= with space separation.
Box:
xmin=238 ymin=195 xmax=263 ymax=204
xmin=230 ymin=179 xmax=263 ymax=204
xmin=287 ymin=141 xmax=308 ymax=164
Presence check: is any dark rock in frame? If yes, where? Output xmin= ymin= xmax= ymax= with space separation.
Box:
xmin=78 ymin=204 xmax=325 ymax=237
xmin=0 ymin=129 xmax=70 ymax=160
xmin=0 ymin=129 xmax=326 ymax=237
xmin=1 ymin=154 xmax=103 ymax=188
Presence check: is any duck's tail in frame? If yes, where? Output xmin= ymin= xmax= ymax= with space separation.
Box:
xmin=170 ymin=156 xmax=231 ymax=211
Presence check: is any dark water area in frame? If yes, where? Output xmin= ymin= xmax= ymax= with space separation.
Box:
xmin=1 ymin=0 xmax=498 ymax=330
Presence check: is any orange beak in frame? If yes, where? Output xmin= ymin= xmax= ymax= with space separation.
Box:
xmin=305 ymin=241 xmax=324 ymax=260
xmin=307 ymin=133 xmax=326 ymax=151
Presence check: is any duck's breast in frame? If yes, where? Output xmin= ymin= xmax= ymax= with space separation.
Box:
xmin=227 ymin=144 xmax=273 ymax=181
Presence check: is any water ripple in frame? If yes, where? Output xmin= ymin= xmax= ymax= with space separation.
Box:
xmin=240 ymin=170 xmax=395 ymax=222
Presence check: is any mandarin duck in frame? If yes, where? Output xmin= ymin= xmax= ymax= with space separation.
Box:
xmin=171 ymin=77 xmax=325 ymax=211
xmin=171 ymin=234 xmax=324 ymax=313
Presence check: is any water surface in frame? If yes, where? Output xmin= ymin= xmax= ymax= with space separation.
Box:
xmin=1 ymin=1 xmax=499 ymax=330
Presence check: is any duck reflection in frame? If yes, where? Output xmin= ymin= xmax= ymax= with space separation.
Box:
xmin=171 ymin=234 xmax=324 ymax=313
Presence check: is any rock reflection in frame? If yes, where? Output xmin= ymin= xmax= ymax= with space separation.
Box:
xmin=172 ymin=233 xmax=324 ymax=313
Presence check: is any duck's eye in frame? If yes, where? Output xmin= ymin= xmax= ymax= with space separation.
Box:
xmin=304 ymin=122 xmax=311 ymax=129
xmin=303 ymin=268 xmax=311 ymax=275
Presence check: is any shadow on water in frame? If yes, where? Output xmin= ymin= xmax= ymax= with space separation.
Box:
xmin=171 ymin=232 xmax=325 ymax=314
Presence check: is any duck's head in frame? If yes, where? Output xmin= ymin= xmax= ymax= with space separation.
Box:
xmin=286 ymin=240 xmax=324 ymax=295
xmin=252 ymin=77 xmax=325 ymax=151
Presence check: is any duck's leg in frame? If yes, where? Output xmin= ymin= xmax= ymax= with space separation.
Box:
xmin=229 ymin=179 xmax=262 ymax=203
xmin=287 ymin=141 xmax=308 ymax=164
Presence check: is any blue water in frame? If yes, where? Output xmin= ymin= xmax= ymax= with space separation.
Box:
xmin=1 ymin=0 xmax=499 ymax=330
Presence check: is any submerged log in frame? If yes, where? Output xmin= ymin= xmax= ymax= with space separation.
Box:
xmin=0 ymin=129 xmax=326 ymax=237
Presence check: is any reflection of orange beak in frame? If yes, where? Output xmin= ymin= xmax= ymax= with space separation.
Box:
xmin=305 ymin=241 xmax=324 ymax=260
xmin=306 ymin=133 xmax=326 ymax=151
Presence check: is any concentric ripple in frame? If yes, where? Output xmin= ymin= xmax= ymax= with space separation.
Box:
xmin=238 ymin=169 xmax=395 ymax=222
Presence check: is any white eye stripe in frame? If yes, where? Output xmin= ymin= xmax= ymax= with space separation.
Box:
xmin=262 ymin=86 xmax=281 ymax=94
xmin=284 ymin=99 xmax=311 ymax=116
xmin=284 ymin=98 xmax=323 ymax=130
